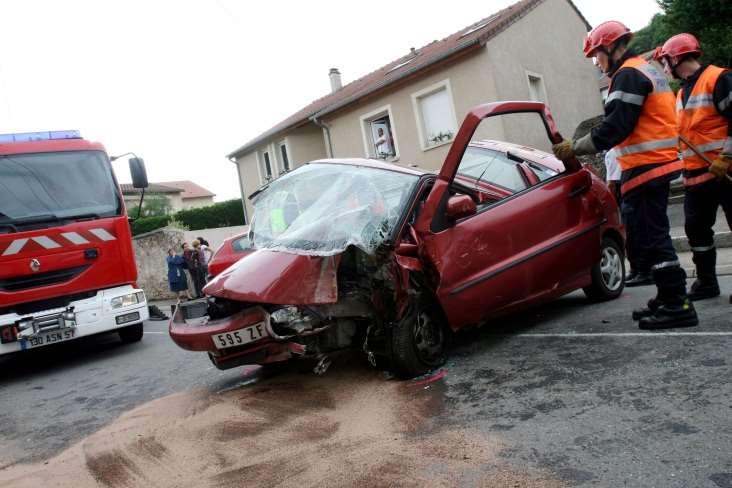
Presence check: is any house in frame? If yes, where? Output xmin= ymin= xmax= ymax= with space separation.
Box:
xmin=227 ymin=0 xmax=604 ymax=220
xmin=121 ymin=180 xmax=215 ymax=213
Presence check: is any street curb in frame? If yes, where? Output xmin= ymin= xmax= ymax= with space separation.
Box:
xmin=673 ymin=231 xmax=732 ymax=252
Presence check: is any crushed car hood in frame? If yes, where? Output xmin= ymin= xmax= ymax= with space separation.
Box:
xmin=203 ymin=249 xmax=339 ymax=305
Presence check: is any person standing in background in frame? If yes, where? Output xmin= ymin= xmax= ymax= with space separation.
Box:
xmin=166 ymin=249 xmax=189 ymax=300
xmin=196 ymin=237 xmax=214 ymax=282
xmin=181 ymin=243 xmax=198 ymax=298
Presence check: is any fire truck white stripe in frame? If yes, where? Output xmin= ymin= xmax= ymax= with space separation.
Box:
xmin=89 ymin=228 xmax=116 ymax=241
xmin=61 ymin=232 xmax=90 ymax=245
xmin=1 ymin=238 xmax=29 ymax=256
xmin=32 ymin=236 xmax=61 ymax=249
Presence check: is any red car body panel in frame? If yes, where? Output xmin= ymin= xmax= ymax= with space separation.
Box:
xmin=203 ymin=249 xmax=340 ymax=305
xmin=206 ymin=232 xmax=250 ymax=279
xmin=169 ymin=101 xmax=623 ymax=365
xmin=0 ymin=139 xmax=138 ymax=309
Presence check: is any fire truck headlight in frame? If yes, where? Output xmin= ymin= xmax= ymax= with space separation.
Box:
xmin=111 ymin=292 xmax=144 ymax=309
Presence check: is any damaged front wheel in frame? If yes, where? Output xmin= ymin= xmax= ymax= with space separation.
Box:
xmin=391 ymin=297 xmax=446 ymax=378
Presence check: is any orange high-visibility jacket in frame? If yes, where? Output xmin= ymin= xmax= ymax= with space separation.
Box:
xmin=677 ymin=65 xmax=730 ymax=177
xmin=613 ymin=57 xmax=682 ymax=194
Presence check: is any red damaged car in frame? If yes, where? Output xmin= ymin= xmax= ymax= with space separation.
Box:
xmin=169 ymin=102 xmax=624 ymax=378
xmin=206 ymin=232 xmax=252 ymax=280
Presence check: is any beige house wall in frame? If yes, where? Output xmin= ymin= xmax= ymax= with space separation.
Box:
xmin=235 ymin=151 xmax=261 ymax=222
xmin=180 ymin=196 xmax=214 ymax=210
xmin=484 ymin=0 xmax=603 ymax=151
xmin=322 ymin=49 xmax=503 ymax=172
xmin=285 ymin=124 xmax=327 ymax=167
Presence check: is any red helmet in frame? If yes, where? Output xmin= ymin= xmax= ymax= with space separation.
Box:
xmin=583 ymin=21 xmax=632 ymax=58
xmin=656 ymin=33 xmax=702 ymax=67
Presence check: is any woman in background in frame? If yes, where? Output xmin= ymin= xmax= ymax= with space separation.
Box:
xmin=166 ymin=248 xmax=190 ymax=300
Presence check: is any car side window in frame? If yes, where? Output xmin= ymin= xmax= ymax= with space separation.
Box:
xmin=232 ymin=236 xmax=252 ymax=252
xmin=457 ymin=147 xmax=528 ymax=193
xmin=527 ymin=161 xmax=558 ymax=182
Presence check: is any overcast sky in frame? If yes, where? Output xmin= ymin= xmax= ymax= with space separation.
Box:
xmin=0 ymin=0 xmax=660 ymax=200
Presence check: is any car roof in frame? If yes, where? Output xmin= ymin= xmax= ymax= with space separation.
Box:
xmin=310 ymin=139 xmax=564 ymax=175
xmin=468 ymin=139 xmax=565 ymax=172
xmin=309 ymin=158 xmax=429 ymax=176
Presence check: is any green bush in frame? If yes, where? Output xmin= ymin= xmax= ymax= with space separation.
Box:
xmin=175 ymin=199 xmax=245 ymax=231
xmin=131 ymin=215 xmax=171 ymax=235
xmin=130 ymin=199 xmax=245 ymax=236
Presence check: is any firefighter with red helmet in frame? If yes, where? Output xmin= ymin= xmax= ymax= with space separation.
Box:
xmin=655 ymin=33 xmax=732 ymax=302
xmin=553 ymin=21 xmax=698 ymax=329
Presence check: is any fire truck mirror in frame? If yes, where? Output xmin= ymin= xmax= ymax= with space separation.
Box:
xmin=129 ymin=157 xmax=149 ymax=189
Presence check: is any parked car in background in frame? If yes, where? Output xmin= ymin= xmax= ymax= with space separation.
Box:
xmin=169 ymin=101 xmax=625 ymax=378
xmin=207 ymin=232 xmax=253 ymax=279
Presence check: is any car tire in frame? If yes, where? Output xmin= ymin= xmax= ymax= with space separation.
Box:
xmin=583 ymin=237 xmax=625 ymax=301
xmin=391 ymin=297 xmax=447 ymax=379
xmin=118 ymin=323 xmax=144 ymax=343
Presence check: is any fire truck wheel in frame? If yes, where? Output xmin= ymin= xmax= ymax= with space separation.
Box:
xmin=119 ymin=323 xmax=144 ymax=343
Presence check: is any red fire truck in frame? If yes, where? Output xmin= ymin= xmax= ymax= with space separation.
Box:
xmin=0 ymin=130 xmax=150 ymax=355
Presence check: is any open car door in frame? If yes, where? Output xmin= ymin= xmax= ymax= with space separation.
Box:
xmin=413 ymin=102 xmax=605 ymax=330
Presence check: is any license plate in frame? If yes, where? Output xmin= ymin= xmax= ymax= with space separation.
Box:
xmin=212 ymin=322 xmax=267 ymax=350
xmin=21 ymin=329 xmax=76 ymax=349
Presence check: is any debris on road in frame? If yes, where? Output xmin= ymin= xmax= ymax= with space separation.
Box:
xmin=0 ymin=361 xmax=565 ymax=488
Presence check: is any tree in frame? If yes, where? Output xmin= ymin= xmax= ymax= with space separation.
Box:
xmin=128 ymin=194 xmax=172 ymax=218
xmin=630 ymin=0 xmax=732 ymax=67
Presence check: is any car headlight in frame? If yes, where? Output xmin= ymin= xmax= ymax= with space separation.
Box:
xmin=110 ymin=291 xmax=145 ymax=309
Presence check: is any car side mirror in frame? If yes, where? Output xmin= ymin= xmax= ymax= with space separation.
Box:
xmin=446 ymin=194 xmax=477 ymax=220
xmin=129 ymin=157 xmax=148 ymax=189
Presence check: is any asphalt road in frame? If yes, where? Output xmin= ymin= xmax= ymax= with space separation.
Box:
xmin=1 ymin=278 xmax=731 ymax=487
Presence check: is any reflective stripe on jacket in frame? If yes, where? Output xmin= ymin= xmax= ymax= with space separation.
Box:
xmin=677 ymin=65 xmax=730 ymax=180
xmin=613 ymin=57 xmax=679 ymax=171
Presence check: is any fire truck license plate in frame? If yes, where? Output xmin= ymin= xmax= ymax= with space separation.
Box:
xmin=22 ymin=329 xmax=76 ymax=349
xmin=212 ymin=323 xmax=267 ymax=350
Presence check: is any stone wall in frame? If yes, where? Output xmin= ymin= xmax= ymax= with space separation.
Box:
xmin=132 ymin=225 xmax=250 ymax=300
xmin=133 ymin=228 xmax=186 ymax=300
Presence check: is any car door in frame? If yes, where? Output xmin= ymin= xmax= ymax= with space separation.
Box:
xmin=414 ymin=102 xmax=604 ymax=330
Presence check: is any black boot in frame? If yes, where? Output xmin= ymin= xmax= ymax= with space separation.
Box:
xmin=688 ymin=248 xmax=720 ymax=301
xmin=638 ymin=300 xmax=698 ymax=330
xmin=632 ymin=297 xmax=662 ymax=321
xmin=625 ymin=271 xmax=654 ymax=287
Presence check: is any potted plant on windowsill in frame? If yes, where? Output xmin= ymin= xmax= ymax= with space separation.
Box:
xmin=427 ymin=131 xmax=454 ymax=147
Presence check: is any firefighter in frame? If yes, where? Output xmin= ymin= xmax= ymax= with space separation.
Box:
xmin=552 ymin=20 xmax=698 ymax=329
xmin=655 ymin=33 xmax=732 ymax=301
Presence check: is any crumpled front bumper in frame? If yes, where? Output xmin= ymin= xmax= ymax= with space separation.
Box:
xmin=167 ymin=303 xmax=307 ymax=367
xmin=168 ymin=305 xmax=270 ymax=352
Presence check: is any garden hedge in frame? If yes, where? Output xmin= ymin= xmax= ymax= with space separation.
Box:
xmin=130 ymin=199 xmax=245 ymax=236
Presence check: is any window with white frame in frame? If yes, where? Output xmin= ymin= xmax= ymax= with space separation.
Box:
xmin=278 ymin=141 xmax=290 ymax=172
xmin=412 ymin=80 xmax=457 ymax=150
xmin=360 ymin=106 xmax=398 ymax=160
xmin=260 ymin=150 xmax=273 ymax=183
xmin=526 ymin=72 xmax=548 ymax=103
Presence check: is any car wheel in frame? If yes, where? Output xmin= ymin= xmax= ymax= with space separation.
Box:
xmin=391 ymin=297 xmax=446 ymax=379
xmin=118 ymin=323 xmax=144 ymax=343
xmin=583 ymin=237 xmax=625 ymax=301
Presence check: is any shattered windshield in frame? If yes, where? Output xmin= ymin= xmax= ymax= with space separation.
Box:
xmin=250 ymin=163 xmax=419 ymax=256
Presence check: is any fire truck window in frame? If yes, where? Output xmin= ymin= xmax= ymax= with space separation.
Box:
xmin=0 ymin=151 xmax=120 ymax=223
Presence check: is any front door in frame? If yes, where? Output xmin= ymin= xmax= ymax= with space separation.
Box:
xmin=414 ymin=102 xmax=603 ymax=330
